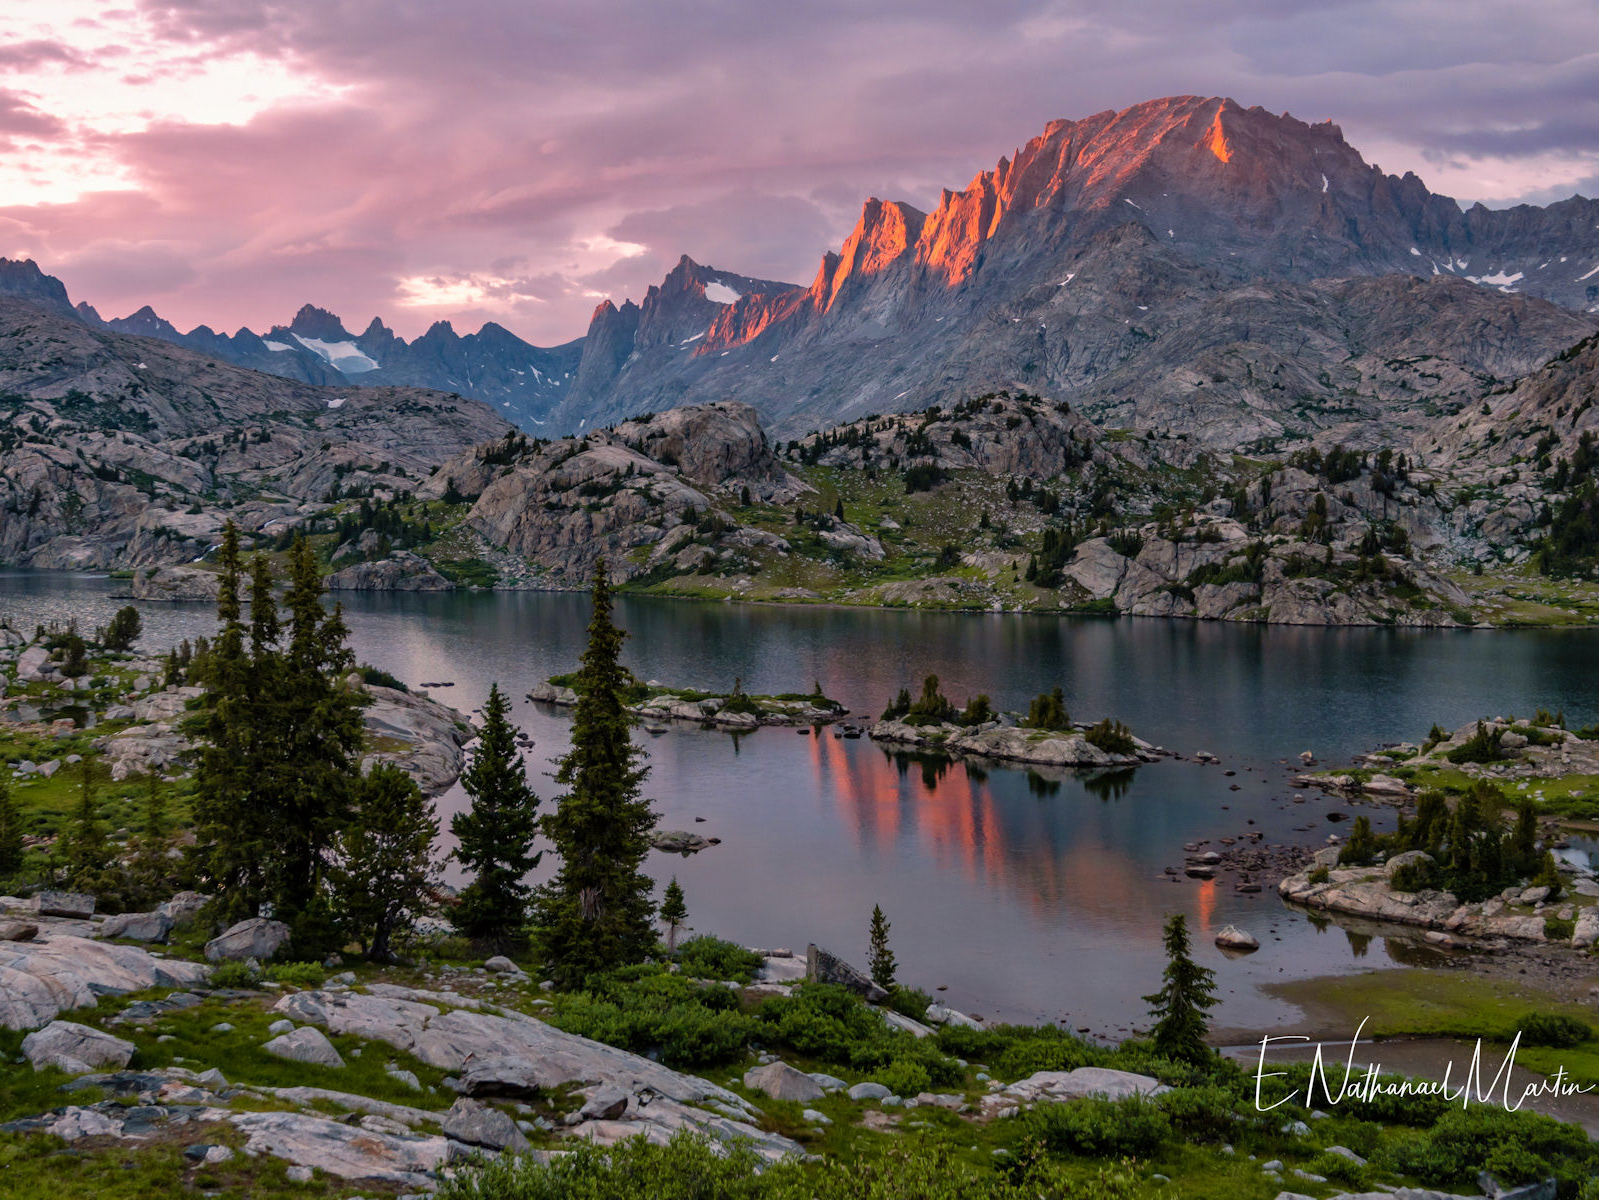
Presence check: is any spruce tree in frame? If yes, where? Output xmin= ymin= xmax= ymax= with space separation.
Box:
xmin=188 ymin=521 xmax=261 ymax=919
xmin=64 ymin=760 xmax=111 ymax=892
xmin=868 ymin=903 xmax=897 ymax=991
xmin=534 ymin=560 xmax=658 ymax=984
xmin=1513 ymin=796 xmax=1538 ymax=874
xmin=273 ymin=538 xmax=365 ymax=941
xmin=452 ymin=683 xmax=541 ymax=952
xmin=129 ymin=772 xmax=173 ymax=908
xmin=1143 ymin=913 xmax=1218 ymax=1064
xmin=660 ymin=877 xmax=688 ymax=954
xmin=333 ymin=764 xmax=439 ymax=961
xmin=0 ymin=774 xmax=23 ymax=877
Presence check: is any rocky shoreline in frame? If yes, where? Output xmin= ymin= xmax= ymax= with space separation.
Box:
xmin=1278 ymin=849 xmax=1599 ymax=950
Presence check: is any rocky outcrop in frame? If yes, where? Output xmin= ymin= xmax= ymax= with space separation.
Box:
xmin=262 ymin=1026 xmax=345 ymax=1068
xmin=128 ymin=564 xmax=224 ymax=602
xmin=974 ymin=1067 xmax=1168 ymax=1120
xmin=326 ymin=551 xmax=455 ymax=592
xmin=0 ymin=931 xmax=209 ymax=1031
xmin=1279 ymin=857 xmax=1592 ymax=946
xmin=869 ymin=719 xmax=1144 ymax=768
xmin=422 ymin=402 xmax=808 ymax=588
xmin=360 ymin=683 xmax=473 ymax=795
xmin=806 ymin=944 xmax=888 ymax=1004
xmin=274 ymin=984 xmax=803 ymax=1160
xmin=743 ymin=1062 xmax=825 ymax=1103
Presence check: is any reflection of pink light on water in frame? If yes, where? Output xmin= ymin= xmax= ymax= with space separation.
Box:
xmin=813 ymin=743 xmax=1197 ymax=935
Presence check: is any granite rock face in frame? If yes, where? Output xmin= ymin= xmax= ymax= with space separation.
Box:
xmin=0 ymin=933 xmax=209 ymax=1031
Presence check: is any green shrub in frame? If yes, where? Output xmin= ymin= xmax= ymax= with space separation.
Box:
xmin=208 ymin=961 xmax=258 ymax=989
xmin=1156 ymin=1084 xmax=1238 ymax=1142
xmin=1543 ymin=916 xmax=1576 ymax=942
xmin=873 ymin=1060 xmax=931 ymax=1098
xmin=1515 ymin=1012 xmax=1590 ymax=1048
xmin=1308 ymin=865 xmax=1331 ymax=885
xmin=676 ymin=936 xmax=762 ymax=983
xmin=757 ymin=984 xmax=960 ymax=1084
xmin=1022 ymin=1095 xmax=1171 ymax=1158
xmin=1389 ymin=860 xmax=1434 ymax=892
xmin=550 ymin=970 xmax=758 ymax=1069
xmin=265 ymin=961 xmax=327 ymax=988
xmin=887 ymin=985 xmax=932 ymax=1020
xmin=1083 ymin=718 xmax=1135 ymax=756
xmin=1308 ymin=1150 xmax=1369 ymax=1187
xmin=1378 ymin=1105 xmax=1592 ymax=1186
xmin=359 ymin=664 xmax=408 ymax=692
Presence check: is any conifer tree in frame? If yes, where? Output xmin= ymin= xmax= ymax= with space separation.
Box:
xmin=1143 ymin=913 xmax=1218 ymax=1064
xmin=188 ymin=521 xmax=260 ymax=918
xmin=868 ymin=903 xmax=897 ymax=991
xmin=334 ymin=764 xmax=439 ymax=960
xmin=273 ymin=538 xmax=364 ymax=940
xmin=452 ymin=683 xmax=541 ymax=951
xmin=128 ymin=772 xmax=174 ymax=907
xmin=1513 ymin=796 xmax=1539 ymax=874
xmin=535 ymin=560 xmax=658 ymax=984
xmin=0 ymin=774 xmax=23 ymax=877
xmin=64 ymin=760 xmax=111 ymax=892
xmin=660 ymin=877 xmax=688 ymax=954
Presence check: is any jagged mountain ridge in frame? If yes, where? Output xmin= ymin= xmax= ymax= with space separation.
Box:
xmin=21 ymin=94 xmax=1599 ymax=443
xmin=65 ymin=291 xmax=584 ymax=430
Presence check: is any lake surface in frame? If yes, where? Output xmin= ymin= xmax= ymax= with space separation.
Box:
xmin=7 ymin=569 xmax=1599 ymax=1036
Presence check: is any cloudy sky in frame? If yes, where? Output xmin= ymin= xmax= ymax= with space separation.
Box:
xmin=2 ymin=1 xmax=1596 ymax=344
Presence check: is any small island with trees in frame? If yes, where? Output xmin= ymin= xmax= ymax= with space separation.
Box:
xmin=869 ymin=675 xmax=1155 ymax=769
xmin=528 ymin=673 xmax=845 ymax=730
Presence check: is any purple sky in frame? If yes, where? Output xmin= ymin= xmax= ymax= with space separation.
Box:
xmin=2 ymin=1 xmax=1596 ymax=344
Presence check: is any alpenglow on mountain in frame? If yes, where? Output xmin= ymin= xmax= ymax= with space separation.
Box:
xmin=33 ymin=94 xmax=1599 ymax=440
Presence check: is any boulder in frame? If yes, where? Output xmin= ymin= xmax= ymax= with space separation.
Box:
xmin=483 ymin=955 xmax=522 ymax=974
xmin=156 ymin=892 xmax=210 ymax=927
xmin=579 ymin=1084 xmax=632 ymax=1121
xmin=1215 ymin=925 xmax=1260 ymax=951
xmin=743 ymin=1061 xmax=826 ymax=1103
xmin=459 ymin=1054 xmax=546 ymax=1098
xmin=263 ymin=1026 xmax=345 ymax=1068
xmin=0 ymin=921 xmax=38 ymax=942
xmin=848 ymin=1081 xmax=892 ymax=1102
xmin=206 ymin=917 xmax=291 ymax=963
xmin=34 ymin=891 xmax=95 ymax=919
xmin=15 ymin=644 xmax=50 ymax=681
xmin=22 ymin=1020 xmax=136 ymax=1073
xmin=100 ymin=911 xmax=175 ymax=943
xmin=806 ymin=943 xmax=888 ymax=1004
xmin=924 ymin=1003 xmax=982 ymax=1029
xmin=440 ymin=1097 xmax=530 ymax=1152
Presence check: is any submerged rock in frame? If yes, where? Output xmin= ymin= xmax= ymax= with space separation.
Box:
xmin=1214 ymin=925 xmax=1260 ymax=951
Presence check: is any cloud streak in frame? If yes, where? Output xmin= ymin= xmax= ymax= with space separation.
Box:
xmin=4 ymin=0 xmax=1597 ymax=343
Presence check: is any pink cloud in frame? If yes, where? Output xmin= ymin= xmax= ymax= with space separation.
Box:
xmin=0 ymin=0 xmax=1592 ymax=345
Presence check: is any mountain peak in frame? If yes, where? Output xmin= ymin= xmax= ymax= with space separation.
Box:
xmin=288 ymin=304 xmax=352 ymax=341
xmin=0 ymin=257 xmax=77 ymax=318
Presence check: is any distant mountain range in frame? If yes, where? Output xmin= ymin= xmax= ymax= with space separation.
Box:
xmin=9 ymin=94 xmax=1599 ymax=441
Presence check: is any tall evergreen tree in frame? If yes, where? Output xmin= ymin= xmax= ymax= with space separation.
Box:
xmin=534 ymin=560 xmax=658 ymax=984
xmin=63 ymin=760 xmax=110 ymax=892
xmin=452 ymin=683 xmax=541 ymax=951
xmin=333 ymin=764 xmax=439 ymax=960
xmin=1143 ymin=913 xmax=1218 ymax=1064
xmin=660 ymin=877 xmax=688 ymax=954
xmin=0 ymin=774 xmax=23 ymax=877
xmin=188 ymin=521 xmax=260 ymax=919
xmin=272 ymin=539 xmax=365 ymax=940
xmin=868 ymin=904 xmax=897 ymax=991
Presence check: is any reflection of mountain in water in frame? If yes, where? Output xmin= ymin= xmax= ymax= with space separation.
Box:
xmin=802 ymin=735 xmax=1192 ymax=929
